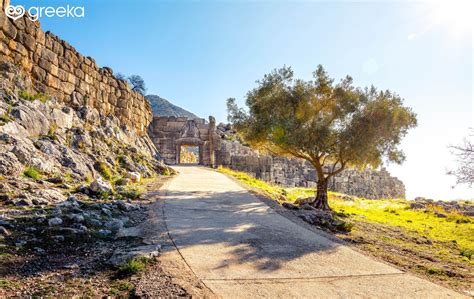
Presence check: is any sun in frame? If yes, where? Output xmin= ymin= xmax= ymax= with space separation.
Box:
xmin=426 ymin=0 xmax=473 ymax=37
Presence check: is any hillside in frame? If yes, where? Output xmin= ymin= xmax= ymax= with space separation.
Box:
xmin=146 ymin=95 xmax=198 ymax=119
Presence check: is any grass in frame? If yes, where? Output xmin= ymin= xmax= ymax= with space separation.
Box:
xmin=118 ymin=188 xmax=142 ymax=200
xmin=19 ymin=91 xmax=49 ymax=103
xmin=23 ymin=166 xmax=42 ymax=180
xmin=110 ymin=280 xmax=134 ymax=296
xmin=117 ymin=256 xmax=149 ymax=277
xmin=97 ymin=162 xmax=113 ymax=181
xmin=218 ymin=166 xmax=474 ymax=262
xmin=330 ymin=197 xmax=473 ymax=252
xmin=44 ymin=124 xmax=58 ymax=141
xmin=0 ymin=113 xmax=12 ymax=125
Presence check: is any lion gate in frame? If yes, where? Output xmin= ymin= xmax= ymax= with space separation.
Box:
xmin=148 ymin=116 xmax=221 ymax=166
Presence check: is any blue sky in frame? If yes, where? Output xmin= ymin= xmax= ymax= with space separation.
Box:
xmin=16 ymin=0 xmax=473 ymax=200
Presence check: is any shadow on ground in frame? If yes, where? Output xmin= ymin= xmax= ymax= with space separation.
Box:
xmin=162 ymin=189 xmax=340 ymax=274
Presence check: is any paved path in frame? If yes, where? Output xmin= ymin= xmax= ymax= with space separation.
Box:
xmin=162 ymin=166 xmax=464 ymax=298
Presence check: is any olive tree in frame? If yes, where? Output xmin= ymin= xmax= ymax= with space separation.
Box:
xmin=127 ymin=75 xmax=147 ymax=95
xmin=227 ymin=65 xmax=417 ymax=210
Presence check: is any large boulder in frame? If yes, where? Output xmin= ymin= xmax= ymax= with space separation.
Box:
xmin=125 ymin=171 xmax=141 ymax=183
xmin=90 ymin=177 xmax=113 ymax=193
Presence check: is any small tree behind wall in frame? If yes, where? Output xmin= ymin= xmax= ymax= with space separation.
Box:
xmin=227 ymin=65 xmax=417 ymax=210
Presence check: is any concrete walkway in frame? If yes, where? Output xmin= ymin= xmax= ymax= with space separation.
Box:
xmin=162 ymin=166 xmax=464 ymax=298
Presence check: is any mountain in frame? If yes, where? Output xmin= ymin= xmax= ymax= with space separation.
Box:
xmin=146 ymin=95 xmax=199 ymax=119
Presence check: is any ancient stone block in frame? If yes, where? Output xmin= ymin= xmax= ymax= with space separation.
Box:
xmin=38 ymin=58 xmax=58 ymax=76
xmin=46 ymin=74 xmax=59 ymax=89
xmin=0 ymin=42 xmax=10 ymax=56
xmin=42 ymin=47 xmax=58 ymax=64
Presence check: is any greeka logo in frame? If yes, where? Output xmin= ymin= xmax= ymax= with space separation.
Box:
xmin=5 ymin=4 xmax=85 ymax=21
xmin=5 ymin=4 xmax=25 ymax=20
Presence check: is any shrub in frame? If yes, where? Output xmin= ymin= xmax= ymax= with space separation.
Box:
xmin=117 ymin=257 xmax=148 ymax=277
xmin=97 ymin=190 xmax=112 ymax=200
xmin=460 ymin=249 xmax=473 ymax=260
xmin=97 ymin=162 xmax=113 ymax=181
xmin=111 ymin=280 xmax=134 ymax=293
xmin=119 ymin=189 xmax=142 ymax=200
xmin=0 ymin=113 xmax=12 ymax=125
xmin=335 ymin=220 xmax=354 ymax=233
xmin=23 ymin=166 xmax=42 ymax=180
xmin=45 ymin=124 xmax=58 ymax=140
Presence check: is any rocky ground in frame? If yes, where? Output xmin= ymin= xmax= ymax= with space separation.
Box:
xmin=0 ymin=62 xmax=198 ymax=297
xmin=0 ymin=178 xmax=193 ymax=297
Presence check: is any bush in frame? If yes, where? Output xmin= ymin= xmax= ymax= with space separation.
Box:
xmin=119 ymin=189 xmax=142 ymax=200
xmin=0 ymin=113 xmax=12 ymax=125
xmin=117 ymin=257 xmax=148 ymax=277
xmin=97 ymin=190 xmax=112 ymax=200
xmin=97 ymin=162 xmax=113 ymax=181
xmin=334 ymin=220 xmax=354 ymax=232
xmin=23 ymin=166 xmax=42 ymax=180
xmin=460 ymin=249 xmax=473 ymax=260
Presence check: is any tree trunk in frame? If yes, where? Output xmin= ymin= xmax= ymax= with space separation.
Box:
xmin=312 ymin=178 xmax=331 ymax=210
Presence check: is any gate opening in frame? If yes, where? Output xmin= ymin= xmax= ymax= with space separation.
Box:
xmin=179 ymin=145 xmax=200 ymax=164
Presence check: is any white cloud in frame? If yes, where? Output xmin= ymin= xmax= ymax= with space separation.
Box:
xmin=407 ymin=33 xmax=417 ymax=40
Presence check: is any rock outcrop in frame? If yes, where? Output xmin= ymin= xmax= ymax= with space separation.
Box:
xmin=0 ymin=61 xmax=170 ymax=205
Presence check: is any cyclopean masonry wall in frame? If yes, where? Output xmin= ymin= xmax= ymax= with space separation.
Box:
xmin=216 ymin=139 xmax=406 ymax=199
xmin=149 ymin=116 xmax=221 ymax=166
xmin=0 ymin=3 xmax=152 ymax=134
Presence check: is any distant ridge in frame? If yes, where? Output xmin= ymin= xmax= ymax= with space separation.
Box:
xmin=146 ymin=95 xmax=199 ymax=119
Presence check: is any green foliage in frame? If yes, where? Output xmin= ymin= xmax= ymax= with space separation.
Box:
xmin=219 ymin=167 xmax=473 ymax=255
xmin=0 ymin=279 xmax=17 ymax=289
xmin=19 ymin=90 xmax=49 ymax=103
xmin=331 ymin=198 xmax=473 ymax=252
xmin=97 ymin=162 xmax=113 ymax=181
xmin=333 ymin=219 xmax=354 ymax=232
xmin=85 ymin=173 xmax=94 ymax=184
xmin=97 ymin=190 xmax=112 ymax=200
xmin=227 ymin=65 xmax=417 ymax=208
xmin=460 ymin=249 xmax=473 ymax=260
xmin=0 ymin=104 xmax=13 ymax=125
xmin=23 ymin=166 xmax=42 ymax=180
xmin=119 ymin=189 xmax=142 ymax=200
xmin=127 ymin=75 xmax=147 ymax=95
xmin=40 ymin=124 xmax=58 ymax=141
xmin=0 ymin=113 xmax=12 ymax=125
xmin=117 ymin=257 xmax=149 ymax=277
xmin=110 ymin=280 xmax=134 ymax=294
xmin=218 ymin=166 xmax=287 ymax=200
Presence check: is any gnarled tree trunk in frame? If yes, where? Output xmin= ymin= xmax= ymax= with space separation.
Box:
xmin=312 ymin=178 xmax=330 ymax=210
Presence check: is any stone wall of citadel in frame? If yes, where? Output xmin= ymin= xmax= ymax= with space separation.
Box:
xmin=149 ymin=116 xmax=213 ymax=165
xmin=0 ymin=1 xmax=152 ymax=134
xmin=217 ymin=140 xmax=406 ymax=199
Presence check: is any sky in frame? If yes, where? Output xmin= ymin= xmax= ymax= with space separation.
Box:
xmin=14 ymin=0 xmax=473 ymax=200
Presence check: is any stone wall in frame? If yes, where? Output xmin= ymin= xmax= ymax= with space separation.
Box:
xmin=149 ymin=116 xmax=220 ymax=166
xmin=0 ymin=4 xmax=152 ymax=134
xmin=217 ymin=140 xmax=405 ymax=199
